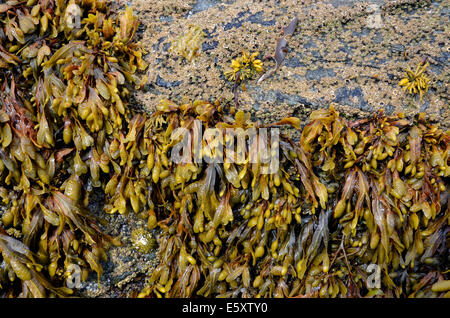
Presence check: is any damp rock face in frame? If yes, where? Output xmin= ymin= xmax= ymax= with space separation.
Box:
xmin=77 ymin=0 xmax=449 ymax=297
xmin=130 ymin=0 xmax=449 ymax=127
xmin=77 ymin=213 xmax=159 ymax=298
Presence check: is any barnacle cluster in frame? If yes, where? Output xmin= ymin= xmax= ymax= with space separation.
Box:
xmin=169 ymin=24 xmax=205 ymax=61
xmin=131 ymin=228 xmax=156 ymax=254
xmin=0 ymin=0 xmax=146 ymax=296
xmin=224 ymin=51 xmax=263 ymax=82
xmin=135 ymin=104 xmax=449 ymax=298
xmin=398 ymin=61 xmax=430 ymax=101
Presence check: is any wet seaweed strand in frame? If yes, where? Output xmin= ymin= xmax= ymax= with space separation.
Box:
xmin=0 ymin=1 xmax=448 ymax=298
xmin=136 ymin=103 xmax=449 ymax=298
xmin=0 ymin=0 xmax=144 ymax=296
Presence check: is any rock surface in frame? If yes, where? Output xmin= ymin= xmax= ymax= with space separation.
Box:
xmin=79 ymin=0 xmax=449 ymax=297
xmin=132 ymin=0 xmax=449 ymax=126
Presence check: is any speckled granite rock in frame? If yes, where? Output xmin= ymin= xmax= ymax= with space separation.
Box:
xmin=79 ymin=0 xmax=449 ymax=297
xmin=129 ymin=0 xmax=448 ymax=127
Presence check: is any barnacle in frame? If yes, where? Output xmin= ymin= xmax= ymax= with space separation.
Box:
xmin=398 ymin=61 xmax=430 ymax=101
xmin=131 ymin=228 xmax=156 ymax=254
xmin=169 ymin=25 xmax=205 ymax=61
xmin=224 ymin=51 xmax=264 ymax=82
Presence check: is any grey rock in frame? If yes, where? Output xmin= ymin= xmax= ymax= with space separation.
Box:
xmin=202 ymin=40 xmax=219 ymax=51
xmin=373 ymin=31 xmax=383 ymax=43
xmin=223 ymin=10 xmax=250 ymax=30
xmin=153 ymin=36 xmax=167 ymax=51
xmin=188 ymin=0 xmax=221 ymax=17
xmin=384 ymin=104 xmax=395 ymax=115
xmin=159 ymin=15 xmax=174 ymax=23
xmin=284 ymin=55 xmax=307 ymax=68
xmin=304 ymin=39 xmax=317 ymax=49
xmin=253 ymin=88 xmax=309 ymax=107
xmin=156 ymin=74 xmax=183 ymax=88
xmin=305 ymin=67 xmax=336 ymax=81
xmin=247 ymin=11 xmax=276 ymax=26
xmin=335 ymin=86 xmax=372 ymax=112
xmin=329 ymin=0 xmax=385 ymax=8
xmin=162 ymin=42 xmax=171 ymax=52
xmin=390 ymin=43 xmax=406 ymax=54
xmin=311 ymin=50 xmax=322 ymax=59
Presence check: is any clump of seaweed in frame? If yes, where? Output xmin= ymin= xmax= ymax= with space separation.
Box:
xmin=224 ymin=51 xmax=263 ymax=82
xmin=398 ymin=61 xmax=430 ymax=101
xmin=224 ymin=51 xmax=263 ymax=107
xmin=169 ymin=25 xmax=205 ymax=61
xmin=135 ymin=102 xmax=449 ymax=298
xmin=0 ymin=0 xmax=146 ymax=297
xmin=257 ymin=16 xmax=297 ymax=83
